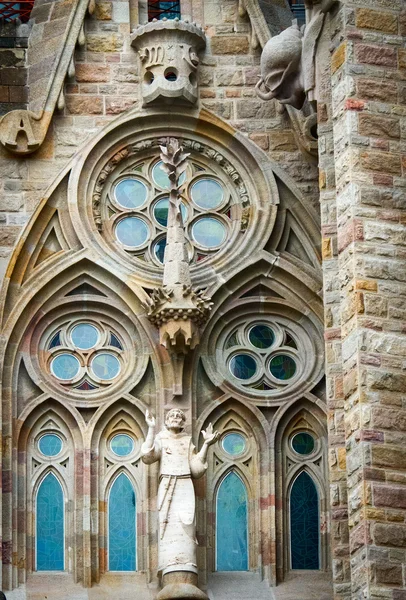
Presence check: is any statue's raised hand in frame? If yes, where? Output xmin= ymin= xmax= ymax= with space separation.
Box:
xmin=146 ymin=409 xmax=156 ymax=428
xmin=202 ymin=423 xmax=220 ymax=446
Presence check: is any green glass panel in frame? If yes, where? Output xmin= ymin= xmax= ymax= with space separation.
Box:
xmin=154 ymin=236 xmax=166 ymax=263
xmin=36 ymin=473 xmax=64 ymax=571
xmin=109 ymin=474 xmax=136 ymax=571
xmin=115 ymin=218 xmax=149 ymax=248
xmin=290 ymin=472 xmax=319 ymax=569
xmin=38 ymin=435 xmax=63 ymax=457
xmin=91 ymin=353 xmax=120 ymax=380
xmin=192 ymin=218 xmax=226 ymax=248
xmin=51 ymin=354 xmax=80 ymax=380
xmin=269 ymin=355 xmax=296 ymax=380
xmin=229 ymin=354 xmax=257 ymax=380
xmin=191 ymin=178 xmax=224 ymax=210
xmin=153 ymin=198 xmax=187 ymax=227
xmin=249 ymin=325 xmax=274 ymax=349
xmin=111 ymin=434 xmax=134 ymax=457
xmin=222 ymin=433 xmax=246 ymax=457
xmin=216 ymin=472 xmax=248 ymax=571
xmin=71 ymin=323 xmax=99 ymax=350
xmin=114 ymin=179 xmax=147 ymax=209
xmin=292 ymin=432 xmax=315 ymax=455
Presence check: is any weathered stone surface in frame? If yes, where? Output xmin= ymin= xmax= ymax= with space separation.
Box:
xmin=356 ymin=45 xmax=397 ymax=67
xmin=356 ymin=8 xmax=398 ymax=33
xmin=95 ymin=1 xmax=112 ymax=20
xmin=358 ymin=114 xmax=400 ymax=139
xmin=374 ymin=524 xmax=406 ymax=548
xmin=86 ymin=33 xmax=123 ymax=52
xmin=65 ymin=95 xmax=103 ymax=114
xmin=372 ymin=445 xmax=406 ymax=470
xmin=75 ymin=64 xmax=110 ymax=82
xmin=360 ymin=151 xmax=402 ymax=175
xmin=374 ymin=486 xmax=406 ymax=509
xmin=210 ymin=36 xmax=249 ymax=55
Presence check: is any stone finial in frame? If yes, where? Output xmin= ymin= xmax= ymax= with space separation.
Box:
xmin=130 ymin=20 xmax=206 ymax=106
xmin=143 ymin=139 xmax=212 ymax=358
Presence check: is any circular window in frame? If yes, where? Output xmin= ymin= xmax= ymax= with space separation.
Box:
xmin=191 ymin=217 xmax=227 ymax=248
xmin=291 ymin=432 xmax=315 ymax=455
xmin=229 ymin=354 xmax=257 ymax=380
xmin=249 ymin=324 xmax=274 ymax=349
xmin=71 ymin=323 xmax=99 ymax=350
xmin=152 ymin=160 xmax=186 ymax=190
xmin=153 ymin=198 xmax=187 ymax=227
xmin=154 ymin=236 xmax=167 ymax=263
xmin=38 ymin=434 xmax=63 ymax=457
xmin=222 ymin=432 xmax=246 ymax=456
xmin=114 ymin=178 xmax=148 ymax=209
xmin=115 ymin=217 xmax=149 ymax=248
xmin=91 ymin=353 xmax=120 ymax=380
xmin=191 ymin=178 xmax=224 ymax=210
xmin=51 ymin=353 xmax=80 ymax=380
xmin=110 ymin=434 xmax=134 ymax=457
xmin=269 ymin=355 xmax=296 ymax=380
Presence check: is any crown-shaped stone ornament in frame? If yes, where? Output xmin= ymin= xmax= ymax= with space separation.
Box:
xmin=143 ymin=138 xmax=213 ymax=359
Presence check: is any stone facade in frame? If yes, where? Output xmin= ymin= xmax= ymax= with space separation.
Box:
xmin=0 ymin=0 xmax=404 ymax=599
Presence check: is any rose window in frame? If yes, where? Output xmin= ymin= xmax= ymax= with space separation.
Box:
xmin=224 ymin=321 xmax=300 ymax=392
xmin=46 ymin=321 xmax=124 ymax=390
xmin=98 ymin=143 xmax=247 ymax=267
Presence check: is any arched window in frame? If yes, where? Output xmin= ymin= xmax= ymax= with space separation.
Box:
xmin=216 ymin=471 xmax=248 ymax=571
xmin=36 ymin=473 xmax=65 ymax=571
xmin=108 ymin=473 xmax=137 ymax=571
xmin=290 ymin=471 xmax=319 ymax=569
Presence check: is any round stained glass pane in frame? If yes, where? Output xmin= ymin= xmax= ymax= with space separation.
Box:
xmin=91 ymin=353 xmax=120 ymax=380
xmin=153 ymin=198 xmax=187 ymax=227
xmin=154 ymin=236 xmax=166 ymax=264
xmin=51 ymin=353 xmax=80 ymax=380
xmin=249 ymin=325 xmax=274 ymax=349
xmin=114 ymin=178 xmax=148 ymax=209
xmin=291 ymin=432 xmax=315 ymax=455
xmin=269 ymin=354 xmax=296 ymax=380
xmin=115 ymin=217 xmax=149 ymax=248
xmin=38 ymin=434 xmax=63 ymax=457
xmin=222 ymin=433 xmax=246 ymax=457
xmin=191 ymin=178 xmax=224 ymax=210
xmin=191 ymin=218 xmax=226 ymax=248
xmin=229 ymin=354 xmax=257 ymax=380
xmin=110 ymin=434 xmax=134 ymax=457
xmin=152 ymin=161 xmax=186 ymax=190
xmin=71 ymin=323 xmax=99 ymax=350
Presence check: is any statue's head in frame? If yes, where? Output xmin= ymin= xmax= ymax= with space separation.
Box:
xmin=165 ymin=409 xmax=186 ymax=432
xmin=256 ymin=24 xmax=306 ymax=109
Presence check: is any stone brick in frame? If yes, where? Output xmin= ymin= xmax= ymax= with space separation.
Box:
xmin=235 ymin=99 xmax=275 ymax=119
xmin=358 ymin=114 xmax=400 ymax=139
xmin=372 ymin=445 xmax=406 ymax=470
xmin=215 ymin=68 xmax=243 ymax=86
xmin=105 ymin=97 xmax=137 ymax=114
xmin=0 ymin=86 xmax=8 ymax=102
xmin=9 ymin=86 xmax=28 ymax=103
xmin=357 ymin=79 xmax=398 ymax=103
xmin=356 ymin=9 xmax=398 ymax=33
xmin=65 ymin=95 xmax=103 ymax=114
xmin=210 ymin=36 xmax=249 ymax=55
xmin=356 ymin=45 xmax=397 ymax=68
xmin=360 ymin=151 xmax=402 ymax=175
xmin=374 ymin=524 xmax=406 ymax=547
xmin=95 ymin=1 xmax=112 ymax=19
xmin=75 ymin=64 xmax=110 ymax=83
xmin=331 ymin=42 xmax=346 ymax=74
xmin=249 ymin=133 xmax=269 ymax=151
xmin=400 ymin=49 xmax=406 ymax=70
xmin=0 ymin=67 xmax=27 ymax=86
xmin=86 ymin=34 xmax=123 ymax=52
xmin=374 ymin=563 xmax=403 ymax=585
xmin=0 ymin=49 xmax=25 ymax=68
xmin=374 ymin=485 xmax=406 ymax=509
xmin=268 ymin=131 xmax=297 ymax=152
xmin=0 ymin=226 xmax=21 ymax=246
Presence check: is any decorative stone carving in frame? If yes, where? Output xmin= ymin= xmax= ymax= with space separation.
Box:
xmin=255 ymin=0 xmax=338 ymax=109
xmin=142 ymin=409 xmax=219 ymax=600
xmin=131 ymin=19 xmax=206 ymax=106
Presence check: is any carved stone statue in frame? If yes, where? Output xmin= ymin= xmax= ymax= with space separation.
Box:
xmin=256 ymin=0 xmax=338 ymax=109
xmin=142 ymin=409 xmax=219 ymax=600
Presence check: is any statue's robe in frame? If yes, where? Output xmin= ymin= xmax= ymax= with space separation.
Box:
xmin=141 ymin=430 xmax=207 ymax=575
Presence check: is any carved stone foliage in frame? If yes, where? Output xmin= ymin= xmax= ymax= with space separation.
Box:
xmin=131 ymin=19 xmax=206 ymax=106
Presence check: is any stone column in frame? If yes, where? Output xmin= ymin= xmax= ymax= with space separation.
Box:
xmin=328 ymin=2 xmax=406 ymax=598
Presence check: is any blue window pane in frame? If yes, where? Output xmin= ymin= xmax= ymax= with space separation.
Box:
xmin=154 ymin=198 xmax=187 ymax=227
xmin=292 ymin=432 xmax=315 ymax=455
xmin=249 ymin=324 xmax=274 ymax=349
xmin=36 ymin=473 xmax=64 ymax=571
xmin=110 ymin=434 xmax=134 ymax=457
xmin=152 ymin=161 xmax=186 ymax=189
xmin=216 ymin=472 xmax=248 ymax=571
xmin=154 ymin=236 xmax=167 ymax=264
xmin=51 ymin=353 xmax=80 ymax=381
xmin=114 ymin=178 xmax=147 ymax=209
xmin=71 ymin=323 xmax=99 ymax=350
xmin=115 ymin=217 xmax=149 ymax=248
xmin=109 ymin=474 xmax=136 ymax=571
xmin=222 ymin=433 xmax=246 ymax=457
xmin=191 ymin=217 xmax=227 ymax=248
xmin=91 ymin=353 xmax=121 ymax=380
xmin=229 ymin=354 xmax=257 ymax=380
xmin=38 ymin=434 xmax=63 ymax=457
xmin=269 ymin=354 xmax=296 ymax=380
xmin=191 ymin=178 xmax=224 ymax=210
xmin=290 ymin=472 xmax=319 ymax=569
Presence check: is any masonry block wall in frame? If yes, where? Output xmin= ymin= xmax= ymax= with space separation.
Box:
xmin=324 ymin=1 xmax=406 ymax=598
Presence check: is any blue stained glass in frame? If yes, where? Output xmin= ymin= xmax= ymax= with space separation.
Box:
xmin=216 ymin=472 xmax=248 ymax=571
xmin=292 ymin=432 xmax=315 ymax=455
xmin=290 ymin=472 xmax=319 ymax=570
xmin=36 ymin=473 xmax=64 ymax=571
xmin=191 ymin=217 xmax=227 ymax=248
xmin=191 ymin=178 xmax=224 ymax=210
xmin=154 ymin=198 xmax=187 ymax=227
xmin=152 ymin=161 xmax=186 ymax=190
xmin=249 ymin=325 xmax=274 ymax=349
xmin=114 ymin=178 xmax=147 ymax=209
xmin=269 ymin=354 xmax=296 ymax=380
xmin=109 ymin=474 xmax=136 ymax=571
xmin=229 ymin=354 xmax=257 ymax=380
xmin=39 ymin=434 xmax=63 ymax=457
xmin=91 ymin=353 xmax=120 ymax=380
xmin=110 ymin=434 xmax=134 ymax=457
xmin=222 ymin=433 xmax=246 ymax=457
